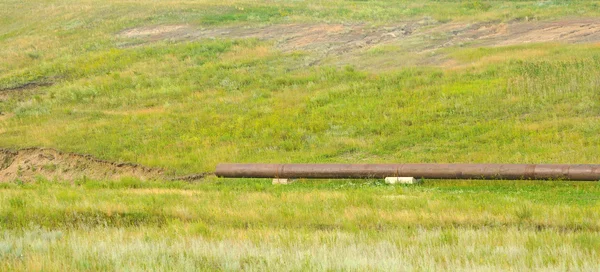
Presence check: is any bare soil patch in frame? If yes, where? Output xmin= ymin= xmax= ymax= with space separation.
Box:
xmin=427 ymin=19 xmax=600 ymax=48
xmin=119 ymin=21 xmax=430 ymax=57
xmin=0 ymin=148 xmax=211 ymax=182
xmin=119 ymin=25 xmax=190 ymax=38
xmin=0 ymin=148 xmax=216 ymax=182
xmin=0 ymin=148 xmax=165 ymax=182
xmin=119 ymin=19 xmax=600 ymax=57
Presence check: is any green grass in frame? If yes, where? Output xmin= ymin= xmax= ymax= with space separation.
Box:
xmin=2 ymin=0 xmax=600 ymax=270
xmin=1 ymin=41 xmax=599 ymax=172
xmin=1 ymin=179 xmax=600 ymax=270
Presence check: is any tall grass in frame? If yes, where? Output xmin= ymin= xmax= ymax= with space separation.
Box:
xmin=2 ymin=227 xmax=599 ymax=271
xmin=1 ymin=179 xmax=599 ymax=270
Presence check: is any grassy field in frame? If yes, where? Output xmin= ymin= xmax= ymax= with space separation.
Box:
xmin=2 ymin=179 xmax=600 ymax=270
xmin=1 ymin=0 xmax=600 ymax=270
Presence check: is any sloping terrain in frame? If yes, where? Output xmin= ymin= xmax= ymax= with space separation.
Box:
xmin=428 ymin=19 xmax=600 ymax=47
xmin=0 ymin=148 xmax=163 ymax=182
xmin=2 ymin=1 xmax=600 ymax=271
xmin=2 ymin=18 xmax=600 ymax=179
xmin=118 ymin=21 xmax=429 ymax=64
xmin=0 ymin=148 xmax=214 ymax=182
xmin=119 ymin=19 xmax=600 ymax=58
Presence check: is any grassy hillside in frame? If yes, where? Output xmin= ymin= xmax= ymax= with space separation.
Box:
xmin=1 ymin=1 xmax=600 ymax=173
xmin=1 ymin=0 xmax=600 ymax=270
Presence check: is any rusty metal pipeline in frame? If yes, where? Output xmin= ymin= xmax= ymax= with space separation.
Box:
xmin=215 ymin=163 xmax=600 ymax=181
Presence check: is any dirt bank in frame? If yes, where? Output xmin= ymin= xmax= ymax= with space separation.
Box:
xmin=0 ymin=148 xmax=179 ymax=182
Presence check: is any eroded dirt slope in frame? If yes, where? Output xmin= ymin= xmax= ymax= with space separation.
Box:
xmin=0 ymin=148 xmax=165 ymax=182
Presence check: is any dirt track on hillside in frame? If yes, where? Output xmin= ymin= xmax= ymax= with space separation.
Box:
xmin=119 ymin=19 xmax=600 ymax=57
xmin=426 ymin=19 xmax=600 ymax=48
xmin=119 ymin=20 xmax=430 ymax=58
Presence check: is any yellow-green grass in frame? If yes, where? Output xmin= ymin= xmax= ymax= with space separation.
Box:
xmin=1 ymin=179 xmax=600 ymax=271
xmin=1 ymin=40 xmax=599 ymax=173
xmin=2 ymin=0 xmax=600 ymax=74
xmin=2 ymin=1 xmax=600 ymax=271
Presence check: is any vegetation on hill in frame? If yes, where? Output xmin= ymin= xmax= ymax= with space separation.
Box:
xmin=1 ymin=0 xmax=599 ymax=270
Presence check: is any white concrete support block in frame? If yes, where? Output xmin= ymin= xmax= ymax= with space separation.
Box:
xmin=385 ymin=177 xmax=420 ymax=185
xmin=272 ymin=178 xmax=294 ymax=185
